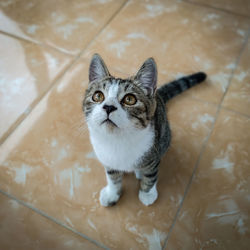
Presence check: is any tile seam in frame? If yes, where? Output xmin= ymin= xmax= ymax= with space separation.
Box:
xmin=220 ymin=106 xmax=250 ymax=119
xmin=182 ymin=0 xmax=250 ymax=19
xmin=163 ymin=26 xmax=250 ymax=250
xmin=217 ymin=28 xmax=250 ymax=111
xmin=0 ymin=189 xmax=110 ymax=250
xmin=0 ymin=30 xmax=75 ymax=56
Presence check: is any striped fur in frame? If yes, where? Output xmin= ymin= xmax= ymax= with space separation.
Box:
xmin=83 ymin=54 xmax=206 ymax=206
xmin=157 ymin=72 xmax=207 ymax=103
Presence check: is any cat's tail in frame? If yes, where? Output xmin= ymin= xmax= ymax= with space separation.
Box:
xmin=157 ymin=72 xmax=207 ymax=103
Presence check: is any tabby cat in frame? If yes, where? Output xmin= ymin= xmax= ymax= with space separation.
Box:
xmin=83 ymin=54 xmax=206 ymax=206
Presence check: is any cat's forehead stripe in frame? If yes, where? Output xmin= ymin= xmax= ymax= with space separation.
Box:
xmin=102 ymin=78 xmax=133 ymax=95
xmin=124 ymin=83 xmax=130 ymax=92
xmin=108 ymin=83 xmax=119 ymax=98
xmin=111 ymin=78 xmax=116 ymax=85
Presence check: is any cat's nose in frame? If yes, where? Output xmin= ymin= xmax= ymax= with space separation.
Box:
xmin=103 ymin=104 xmax=117 ymax=115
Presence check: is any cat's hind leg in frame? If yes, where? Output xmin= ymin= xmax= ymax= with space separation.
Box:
xmin=99 ymin=168 xmax=123 ymax=207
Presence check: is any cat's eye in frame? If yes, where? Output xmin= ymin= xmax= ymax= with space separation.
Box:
xmin=122 ymin=94 xmax=137 ymax=106
xmin=92 ymin=91 xmax=105 ymax=103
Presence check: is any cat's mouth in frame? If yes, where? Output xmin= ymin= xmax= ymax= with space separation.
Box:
xmin=101 ymin=118 xmax=118 ymax=128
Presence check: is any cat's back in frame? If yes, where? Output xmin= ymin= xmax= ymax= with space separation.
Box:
xmin=154 ymin=92 xmax=171 ymax=156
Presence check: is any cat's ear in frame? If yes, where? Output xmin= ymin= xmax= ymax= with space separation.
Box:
xmin=135 ymin=58 xmax=157 ymax=96
xmin=89 ymin=54 xmax=110 ymax=83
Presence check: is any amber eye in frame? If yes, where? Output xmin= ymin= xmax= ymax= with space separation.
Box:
xmin=92 ymin=91 xmax=105 ymax=103
xmin=122 ymin=94 xmax=137 ymax=106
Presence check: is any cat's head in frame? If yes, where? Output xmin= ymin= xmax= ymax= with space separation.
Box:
xmin=83 ymin=54 xmax=157 ymax=133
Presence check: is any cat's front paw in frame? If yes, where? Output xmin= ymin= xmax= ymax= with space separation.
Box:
xmin=139 ymin=184 xmax=158 ymax=206
xmin=99 ymin=186 xmax=121 ymax=207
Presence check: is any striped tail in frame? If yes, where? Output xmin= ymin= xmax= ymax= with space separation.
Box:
xmin=157 ymin=72 xmax=207 ymax=103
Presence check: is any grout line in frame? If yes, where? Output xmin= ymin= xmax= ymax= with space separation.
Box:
xmin=163 ymin=27 xmax=250 ymax=250
xmin=217 ymin=28 xmax=250 ymax=109
xmin=182 ymin=0 xmax=250 ymax=19
xmin=0 ymin=30 xmax=42 ymax=45
xmin=0 ymin=189 xmax=110 ymax=250
xmin=220 ymin=106 xmax=250 ymax=119
xmin=0 ymin=0 xmax=129 ymax=146
xmin=0 ymin=30 xmax=75 ymax=56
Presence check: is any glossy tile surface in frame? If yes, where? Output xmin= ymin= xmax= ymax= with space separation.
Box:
xmin=83 ymin=0 xmax=249 ymax=104
xmin=166 ymin=109 xmax=250 ymax=250
xmin=186 ymin=0 xmax=250 ymax=17
xmin=0 ymin=0 xmax=126 ymax=55
xmin=0 ymin=193 xmax=101 ymax=250
xmin=0 ymin=34 xmax=71 ymax=142
xmin=0 ymin=0 xmax=249 ymax=249
xmin=223 ymin=38 xmax=250 ymax=116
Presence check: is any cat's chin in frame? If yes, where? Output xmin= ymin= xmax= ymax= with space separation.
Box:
xmin=100 ymin=119 xmax=119 ymax=133
xmin=101 ymin=118 xmax=118 ymax=128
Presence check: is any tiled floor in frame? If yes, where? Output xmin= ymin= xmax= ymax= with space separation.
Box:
xmin=0 ymin=0 xmax=249 ymax=249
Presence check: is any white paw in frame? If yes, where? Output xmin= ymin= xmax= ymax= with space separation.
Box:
xmin=135 ymin=170 xmax=142 ymax=180
xmin=139 ymin=184 xmax=158 ymax=206
xmin=99 ymin=186 xmax=121 ymax=207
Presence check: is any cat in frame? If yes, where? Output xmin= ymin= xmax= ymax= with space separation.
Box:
xmin=82 ymin=53 xmax=206 ymax=206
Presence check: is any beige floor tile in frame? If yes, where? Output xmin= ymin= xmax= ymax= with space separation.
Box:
xmin=223 ymin=38 xmax=250 ymax=116
xmin=186 ymin=0 xmax=250 ymax=17
xmin=82 ymin=0 xmax=249 ymax=104
xmin=166 ymin=109 xmax=250 ymax=250
xmin=0 ymin=59 xmax=218 ymax=249
xmin=0 ymin=0 xmax=126 ymax=55
xmin=0 ymin=34 xmax=72 ymax=142
xmin=0 ymin=193 xmax=101 ymax=250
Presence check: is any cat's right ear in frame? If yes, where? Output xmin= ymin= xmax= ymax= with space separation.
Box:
xmin=89 ymin=54 xmax=110 ymax=83
xmin=135 ymin=58 xmax=157 ymax=96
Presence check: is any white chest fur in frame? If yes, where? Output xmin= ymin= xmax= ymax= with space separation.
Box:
xmin=89 ymin=125 xmax=154 ymax=172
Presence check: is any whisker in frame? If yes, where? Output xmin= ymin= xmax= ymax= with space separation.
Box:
xmin=70 ymin=115 xmax=89 ymax=138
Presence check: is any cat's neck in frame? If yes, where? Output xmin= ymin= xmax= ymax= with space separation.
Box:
xmin=88 ymin=124 xmax=155 ymax=172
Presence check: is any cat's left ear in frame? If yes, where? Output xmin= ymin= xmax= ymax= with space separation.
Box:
xmin=135 ymin=58 xmax=157 ymax=96
xmin=89 ymin=53 xmax=110 ymax=83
